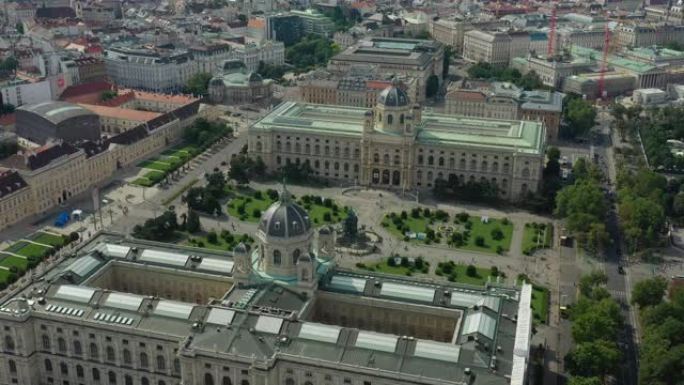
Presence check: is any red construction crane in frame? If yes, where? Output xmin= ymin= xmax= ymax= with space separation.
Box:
xmin=598 ymin=23 xmax=612 ymax=100
xmin=547 ymin=1 xmax=558 ymax=58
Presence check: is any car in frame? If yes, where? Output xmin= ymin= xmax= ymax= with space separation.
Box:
xmin=618 ymin=265 xmax=625 ymax=275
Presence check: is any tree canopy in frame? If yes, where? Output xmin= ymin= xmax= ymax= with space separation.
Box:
xmin=631 ymin=277 xmax=668 ymax=309
xmin=466 ymin=62 xmax=544 ymax=90
xmin=183 ymin=72 xmax=213 ymax=97
xmin=562 ymin=96 xmax=597 ymax=139
xmin=286 ymin=35 xmax=339 ymax=73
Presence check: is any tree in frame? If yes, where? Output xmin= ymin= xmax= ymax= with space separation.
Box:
xmin=285 ymin=35 xmax=339 ymax=73
xmin=15 ymin=22 xmax=24 ymax=34
xmin=101 ymin=90 xmax=117 ymax=101
xmin=578 ymin=270 xmax=608 ymax=298
xmin=565 ymin=340 xmax=621 ymax=378
xmin=184 ymin=72 xmax=213 ymax=97
xmin=186 ymin=210 xmax=201 ymax=233
xmin=632 ymin=277 xmax=668 ymax=309
xmin=425 ymin=75 xmax=439 ymax=98
xmin=442 ymin=46 xmax=452 ymax=78
xmin=516 ymin=70 xmax=544 ymax=90
xmin=0 ymin=57 xmax=18 ymax=72
xmin=466 ymin=264 xmax=477 ymax=277
xmin=563 ymin=96 xmax=597 ymax=138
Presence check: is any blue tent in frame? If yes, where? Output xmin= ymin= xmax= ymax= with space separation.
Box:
xmin=54 ymin=212 xmax=70 ymax=227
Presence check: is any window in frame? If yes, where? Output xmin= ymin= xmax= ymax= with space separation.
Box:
xmin=522 ymin=168 xmax=530 ymax=178
xmin=354 ymin=164 xmax=359 ymax=173
xmin=125 ymin=375 xmax=133 ymax=385
xmin=428 ymin=156 xmax=434 ymax=165
xmin=142 ymin=378 xmax=149 ymax=385
xmin=92 ymin=368 xmax=100 ymax=381
xmin=292 ymin=249 xmax=301 ymax=264
xmin=140 ymin=352 xmax=149 ymax=368
xmin=60 ymin=362 xmax=68 ymax=375
xmin=285 ymin=379 xmax=295 ymax=385
xmin=89 ymin=343 xmax=98 ymax=359
xmin=439 ymin=157 xmax=445 ymax=167
xmin=241 ymin=381 xmax=249 ymax=385
xmin=108 ymin=371 xmax=116 ymax=385
xmin=73 ymin=340 xmax=82 ymax=355
xmin=123 ymin=349 xmax=131 ymax=365
xmin=2 ymin=335 xmax=13 ymax=351
xmin=106 ymin=346 xmax=115 ymax=362
xmin=157 ymin=355 xmax=166 ymax=371
xmin=383 ymin=154 xmax=389 ymax=165
xmin=387 ymin=115 xmax=393 ymax=125
xmin=205 ymin=373 xmax=215 ymax=385
xmin=76 ymin=365 xmax=84 ymax=378
xmin=400 ymin=114 xmax=405 ymax=124
xmin=42 ymin=334 xmax=51 ymax=350
xmin=45 ymin=359 xmax=53 ymax=372
xmin=418 ymin=155 xmax=423 ymax=164
xmin=222 ymin=378 xmax=232 ymax=385
xmin=394 ymin=155 xmax=400 ymax=165
xmin=58 ymin=337 xmax=66 ymax=353
xmin=8 ymin=359 xmax=16 ymax=373
xmin=273 ymin=250 xmax=281 ymax=265
xmin=174 ymin=358 xmax=181 ymax=373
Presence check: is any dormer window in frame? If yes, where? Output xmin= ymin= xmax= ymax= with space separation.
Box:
xmin=274 ymin=221 xmax=281 ymax=230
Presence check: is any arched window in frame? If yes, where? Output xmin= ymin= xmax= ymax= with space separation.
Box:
xmin=285 ymin=142 xmax=291 ymax=152
xmin=140 ymin=352 xmax=149 ymax=368
xmin=305 ymin=144 xmax=310 ymax=154
xmin=276 ymin=141 xmax=282 ymax=151
xmin=344 ymin=147 xmax=350 ymax=157
xmin=58 ymin=337 xmax=66 ymax=353
xmin=157 ymin=355 xmax=166 ymax=371
xmin=241 ymin=380 xmax=250 ymax=385
xmin=418 ymin=155 xmax=423 ymax=164
xmin=470 ymin=160 xmax=477 ymax=170
xmin=123 ymin=348 xmax=131 ymax=364
xmin=324 ymin=146 xmax=330 ymax=155
xmin=314 ymin=145 xmax=320 ymax=155
xmin=42 ymin=334 xmax=50 ymax=350
xmin=285 ymin=379 xmax=295 ymax=385
xmin=142 ymin=378 xmax=150 ymax=385
xmin=293 ymin=249 xmax=301 ymax=264
xmin=174 ymin=358 xmax=181 ymax=373
xmin=354 ymin=164 xmax=359 ymax=173
xmin=324 ymin=161 xmax=329 ymax=170
xmin=314 ymin=160 xmax=320 ymax=169
xmin=222 ymin=377 xmax=232 ymax=385
xmin=4 ymin=335 xmax=14 ymax=351
xmin=387 ymin=114 xmax=393 ymax=125
xmin=44 ymin=359 xmax=53 ymax=372
xmin=373 ymin=153 xmax=379 ymax=163
xmin=344 ymin=163 xmax=349 ymax=172
xmin=460 ymin=159 xmax=466 ymax=169
xmin=76 ymin=365 xmax=84 ymax=378
xmin=394 ymin=155 xmax=400 ymax=165
xmin=522 ymin=168 xmax=530 ymax=178
xmin=492 ymin=162 xmax=499 ymax=172
xmin=108 ymin=371 xmax=116 ymax=385
xmin=503 ymin=162 xmax=510 ymax=172
xmin=428 ymin=156 xmax=434 ymax=165
xmin=449 ymin=158 xmax=455 ymax=168
xmin=334 ymin=146 xmax=340 ymax=157
xmin=125 ymin=375 xmax=133 ymax=385
xmin=383 ymin=154 xmax=389 ymax=165
xmin=295 ymin=143 xmax=301 ymax=153
xmin=273 ymin=250 xmax=281 ymax=265
xmin=106 ymin=346 xmax=115 ymax=362
xmin=439 ymin=157 xmax=445 ymax=167
xmin=417 ymin=170 xmax=422 ymax=181
xmin=90 ymin=343 xmax=98 ymax=359
xmin=354 ymin=148 xmax=360 ymax=158
xmin=92 ymin=368 xmax=100 ymax=381
xmin=334 ymin=162 xmax=339 ymax=170
xmin=256 ymin=142 xmax=262 ymax=152
xmin=73 ymin=340 xmax=82 ymax=355
xmin=205 ymin=373 xmax=215 ymax=385
xmin=159 ymin=381 xmax=166 ymax=385
xmin=481 ymin=161 xmax=488 ymax=171
xmin=8 ymin=359 xmax=16 ymax=373
xmin=60 ymin=362 xmax=68 ymax=375
xmin=400 ymin=114 xmax=405 ymax=124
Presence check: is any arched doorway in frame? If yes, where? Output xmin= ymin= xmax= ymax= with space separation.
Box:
xmin=382 ymin=170 xmax=390 ymax=184
xmin=392 ymin=170 xmax=400 ymax=185
xmin=372 ymin=169 xmax=380 ymax=184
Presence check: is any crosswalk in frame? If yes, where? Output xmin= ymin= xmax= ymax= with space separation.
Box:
xmin=609 ymin=289 xmax=627 ymax=300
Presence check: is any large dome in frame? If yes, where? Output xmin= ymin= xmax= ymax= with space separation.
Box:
xmin=377 ymin=80 xmax=409 ymax=107
xmin=258 ymin=189 xmax=311 ymax=238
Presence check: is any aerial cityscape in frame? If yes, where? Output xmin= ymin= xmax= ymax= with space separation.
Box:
xmin=0 ymin=0 xmax=682 ymax=385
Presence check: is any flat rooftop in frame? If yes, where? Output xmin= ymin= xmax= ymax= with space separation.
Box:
xmin=252 ymin=102 xmax=545 ymax=155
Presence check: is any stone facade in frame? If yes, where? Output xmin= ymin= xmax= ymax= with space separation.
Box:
xmin=249 ymin=84 xmax=545 ymax=200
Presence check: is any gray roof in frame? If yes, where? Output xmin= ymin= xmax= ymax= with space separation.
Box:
xmin=378 ymin=83 xmax=409 ymax=107
xmin=258 ymin=189 xmax=311 ymax=237
xmin=18 ymin=101 xmax=96 ymax=125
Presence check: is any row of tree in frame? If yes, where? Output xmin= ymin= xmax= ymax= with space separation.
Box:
xmin=632 ymin=277 xmax=684 ymax=385
xmin=182 ymin=118 xmax=232 ymax=150
xmin=285 ymin=35 xmax=339 ymax=73
xmin=183 ymin=170 xmax=228 ymax=216
xmin=630 ymin=105 xmax=684 ymax=172
xmin=566 ymin=271 xmax=624 ymax=385
xmin=554 ymin=158 xmax=609 ymax=255
xmin=562 ymin=95 xmax=597 ymax=139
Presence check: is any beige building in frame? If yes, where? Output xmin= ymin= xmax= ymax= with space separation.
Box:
xmin=446 ymin=81 xmax=564 ymax=142
xmin=250 ymin=83 xmax=545 ymax=200
xmin=614 ymin=22 xmax=684 ymax=48
xmin=0 ymin=94 xmax=201 ymax=230
xmin=299 ymin=77 xmax=414 ymax=109
xmin=431 ymin=19 xmax=466 ymax=52
xmin=463 ymin=30 xmax=512 ymax=67
xmin=0 ymin=198 xmax=533 ymax=385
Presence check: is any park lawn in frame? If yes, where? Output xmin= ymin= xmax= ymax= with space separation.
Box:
xmin=0 ymin=255 xmax=28 ymax=271
xmin=0 ymin=269 xmax=9 ymax=283
xmin=11 ymin=242 xmax=50 ymax=259
xmin=302 ymin=203 xmax=348 ymax=226
xmin=438 ymin=263 xmax=494 ymax=286
xmin=139 ymin=160 xmax=173 ymax=172
xmin=522 ymin=223 xmax=553 ymax=254
xmin=382 ymin=214 xmax=433 ymax=241
xmin=357 ymin=259 xmax=429 ymax=276
xmin=131 ymin=178 xmax=154 ymax=187
xmin=31 ymin=232 xmax=65 ymax=247
xmin=227 ymin=194 xmax=275 ymax=222
xmin=458 ymin=218 xmax=513 ymax=253
xmin=531 ymin=285 xmax=550 ymax=324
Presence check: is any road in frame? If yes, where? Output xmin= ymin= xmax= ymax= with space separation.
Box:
xmin=595 ymin=107 xmax=639 ymax=385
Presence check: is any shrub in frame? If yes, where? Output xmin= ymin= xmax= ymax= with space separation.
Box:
xmin=323 ymin=198 xmax=333 ymax=207
xmin=207 ymin=231 xmax=218 ymax=244
xmin=456 ymin=212 xmax=470 ymax=223
xmin=266 ymin=189 xmax=279 ymax=200
xmin=388 ymin=257 xmax=397 ymax=267
xmin=491 ymin=228 xmax=504 ymax=241
xmin=323 ymin=212 xmax=332 ymax=222
xmin=401 ymin=211 xmax=408 ymax=220
xmin=253 ymin=191 xmax=263 ymax=199
xmin=435 ymin=209 xmax=449 ymax=221
xmin=465 ymin=221 xmax=473 ymax=230
xmin=411 ymin=207 xmax=422 ymax=218
xmin=475 ymin=235 xmax=485 ymax=247
xmin=423 ymin=208 xmax=431 ymax=217
xmin=400 ymin=257 xmax=410 ymax=267
xmin=69 ymin=232 xmax=79 ymax=242
xmin=502 ymin=217 xmax=510 ymax=225
xmin=491 ymin=266 xmax=499 ymax=277
xmin=466 ymin=264 xmax=477 ymax=277
xmin=496 ymin=245 xmax=504 ymax=254
xmin=448 ymin=274 xmax=457 ymax=282
xmin=355 ymin=262 xmax=366 ymax=268
xmin=252 ymin=208 xmax=261 ymax=218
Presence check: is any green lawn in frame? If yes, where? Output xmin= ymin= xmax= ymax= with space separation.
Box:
xmin=382 ymin=214 xmax=434 ymax=241
xmin=227 ymin=194 xmax=276 ymax=222
xmin=8 ymin=242 xmax=50 ymax=259
xmin=0 ymin=255 xmax=28 ymax=271
xmin=0 ymin=269 xmax=10 ymax=284
xmin=458 ymin=217 xmax=514 ymax=253
xmin=300 ymin=203 xmax=348 ymax=225
xmin=356 ymin=258 xmax=429 ymax=276
xmin=522 ymin=223 xmax=553 ymax=255
xmin=436 ymin=262 xmax=496 ymax=286
xmin=31 ymin=232 xmax=65 ymax=247
xmin=138 ymin=160 xmax=174 ymax=172
xmin=131 ymin=170 xmax=166 ymax=187
xmin=531 ymin=285 xmax=550 ymax=324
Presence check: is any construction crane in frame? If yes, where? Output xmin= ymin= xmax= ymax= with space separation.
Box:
xmin=598 ymin=23 xmax=612 ymax=101
xmin=547 ymin=1 xmax=558 ymax=58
